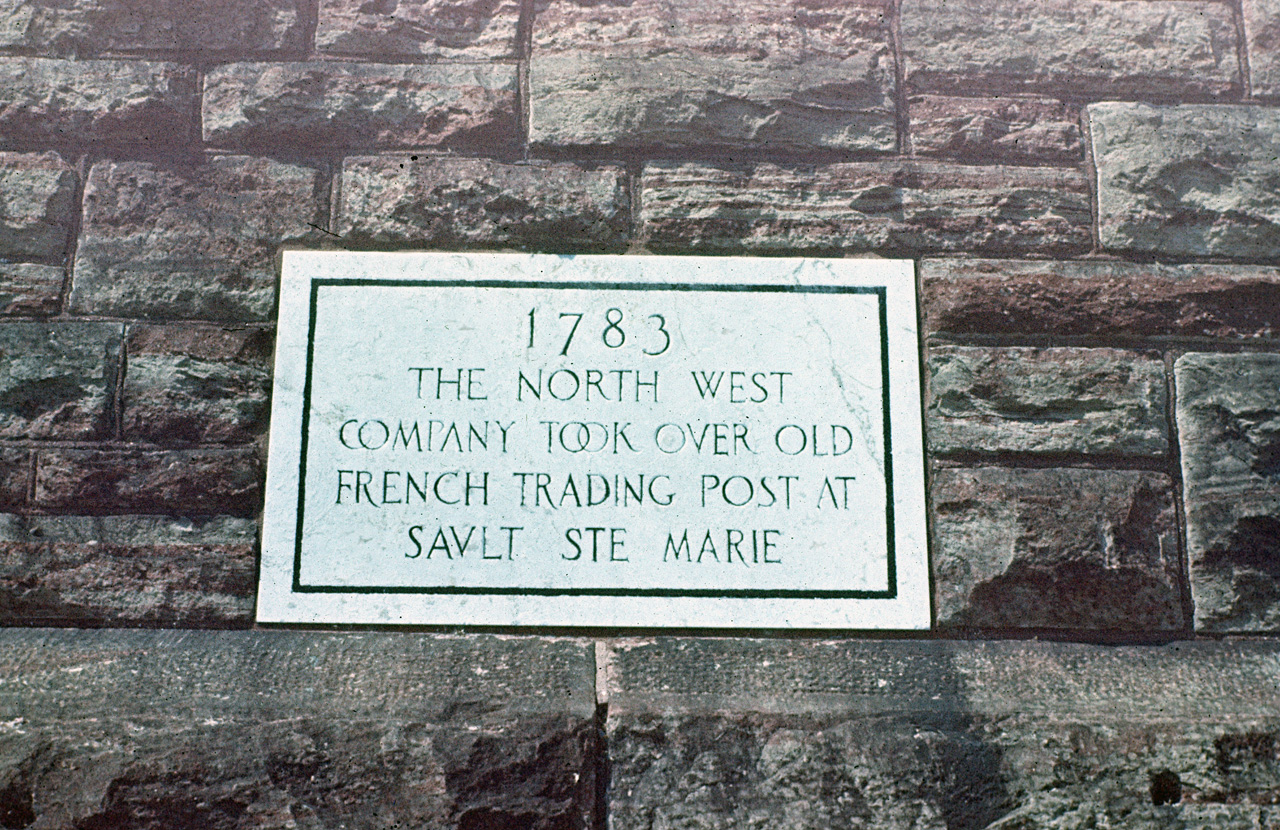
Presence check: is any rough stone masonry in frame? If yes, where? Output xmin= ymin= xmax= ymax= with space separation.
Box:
xmin=0 ymin=0 xmax=1279 ymax=825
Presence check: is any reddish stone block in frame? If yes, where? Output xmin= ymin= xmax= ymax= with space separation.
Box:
xmin=34 ymin=449 xmax=262 ymax=515
xmin=909 ymin=95 xmax=1081 ymax=163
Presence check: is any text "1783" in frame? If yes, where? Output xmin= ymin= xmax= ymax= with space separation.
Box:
xmin=527 ymin=308 xmax=670 ymax=356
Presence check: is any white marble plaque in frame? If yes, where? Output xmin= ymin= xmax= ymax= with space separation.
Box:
xmin=259 ymin=252 xmax=929 ymax=628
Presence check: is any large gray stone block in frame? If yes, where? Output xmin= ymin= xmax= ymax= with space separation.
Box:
xmin=0 ymin=151 xmax=75 ymax=263
xmin=69 ymin=156 xmax=323 ymax=322
xmin=316 ymin=0 xmax=521 ymax=60
xmin=0 ymin=515 xmax=256 ymax=626
xmin=1091 ymin=103 xmax=1280 ymax=259
xmin=202 ymin=61 xmax=518 ymax=151
xmin=901 ymin=0 xmax=1240 ymax=99
xmin=930 ymin=467 xmax=1183 ymax=631
xmin=605 ymin=638 xmax=1280 ymax=830
xmin=0 ymin=57 xmax=196 ymax=144
xmin=922 ymin=259 xmax=1280 ymax=340
xmin=1177 ymin=352 xmax=1280 ymax=632
xmin=0 ymin=0 xmax=305 ymax=55
xmin=926 ymin=346 xmax=1168 ymax=457
xmin=641 ymin=161 xmax=1091 ymax=255
xmin=0 ymin=321 xmax=122 ymax=440
xmin=530 ymin=0 xmax=896 ymax=153
xmin=123 ymin=324 xmax=272 ymax=444
xmin=339 ymin=155 xmax=630 ymax=251
xmin=0 ymin=629 xmax=596 ymax=828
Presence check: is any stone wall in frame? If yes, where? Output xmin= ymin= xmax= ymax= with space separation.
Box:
xmin=0 ymin=0 xmax=1278 ymax=826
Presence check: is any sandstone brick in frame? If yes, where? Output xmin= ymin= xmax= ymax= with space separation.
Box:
xmin=0 ymin=512 xmax=256 ymax=626
xmin=316 ymin=0 xmax=521 ymax=60
xmin=123 ymin=324 xmax=271 ymax=444
xmin=1177 ymin=352 xmax=1280 ymax=632
xmin=0 ymin=0 xmax=305 ymax=56
xmin=34 ymin=448 xmax=262 ymax=515
xmin=900 ymin=0 xmax=1241 ymax=99
xmin=908 ymin=95 xmax=1081 ymax=163
xmin=923 ymin=259 xmax=1280 ymax=340
xmin=1091 ymin=103 xmax=1280 ymax=259
xmin=606 ymin=639 xmax=1280 ymax=830
xmin=0 ymin=151 xmax=75 ymax=262
xmin=530 ymin=0 xmax=896 ymax=152
xmin=0 ymin=448 xmax=29 ymax=508
xmin=340 ymin=155 xmax=629 ymax=251
xmin=203 ymin=61 xmax=518 ymax=150
xmin=641 ymin=160 xmax=1091 ymax=255
xmin=1244 ymin=0 xmax=1280 ymax=98
xmin=931 ymin=467 xmax=1183 ymax=631
xmin=0 ymin=263 xmax=61 ymax=315
xmin=0 ymin=629 xmax=595 ymax=827
xmin=0 ymin=57 xmax=196 ymax=144
xmin=0 ymin=321 xmax=121 ymax=440
xmin=927 ymin=346 xmax=1168 ymax=457
xmin=69 ymin=156 xmax=322 ymax=322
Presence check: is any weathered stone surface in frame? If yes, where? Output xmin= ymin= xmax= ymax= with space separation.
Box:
xmin=0 ymin=57 xmax=196 ymax=144
xmin=530 ymin=0 xmax=896 ymax=152
xmin=0 ymin=263 xmax=61 ymax=315
xmin=900 ymin=0 xmax=1241 ymax=99
xmin=340 ymin=155 xmax=629 ymax=251
xmin=641 ymin=161 xmax=1091 ymax=255
xmin=203 ymin=61 xmax=518 ymax=150
xmin=0 ymin=151 xmax=75 ymax=262
xmin=0 ymin=629 xmax=595 ymax=827
xmin=1245 ymin=0 xmax=1280 ymax=98
xmin=0 ymin=514 xmax=256 ymax=626
xmin=1091 ymin=103 xmax=1280 ymax=259
xmin=69 ymin=156 xmax=322 ymax=322
xmin=0 ymin=0 xmax=305 ymax=55
xmin=34 ymin=448 xmax=262 ymax=515
xmin=316 ymin=0 xmax=521 ymax=60
xmin=0 ymin=448 xmax=29 ymax=509
xmin=923 ymin=259 xmax=1280 ymax=340
xmin=927 ymin=347 xmax=1168 ymax=457
xmin=1177 ymin=353 xmax=1280 ymax=632
xmin=606 ymin=639 xmax=1280 ymax=830
xmin=123 ymin=324 xmax=271 ymax=444
xmin=932 ymin=467 xmax=1182 ymax=631
xmin=0 ymin=321 xmax=121 ymax=440
xmin=908 ymin=95 xmax=1081 ymax=163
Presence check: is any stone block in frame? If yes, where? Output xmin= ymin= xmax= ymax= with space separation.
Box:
xmin=605 ymin=639 xmax=1280 ymax=830
xmin=69 ymin=156 xmax=322 ymax=322
xmin=1177 ymin=352 xmax=1280 ymax=632
xmin=339 ymin=155 xmax=629 ymax=251
xmin=1091 ymin=103 xmax=1280 ymax=259
xmin=927 ymin=346 xmax=1168 ymax=457
xmin=930 ymin=467 xmax=1183 ymax=631
xmin=0 ymin=263 xmax=61 ymax=316
xmin=908 ymin=95 xmax=1081 ymax=163
xmin=0 ymin=514 xmax=256 ymax=626
xmin=34 ymin=448 xmax=262 ymax=515
xmin=316 ymin=0 xmax=521 ymax=60
xmin=0 ymin=57 xmax=197 ymax=144
xmin=900 ymin=0 xmax=1240 ymax=99
xmin=922 ymin=259 xmax=1280 ymax=340
xmin=123 ymin=324 xmax=271 ymax=444
xmin=0 ymin=321 xmax=121 ymax=440
xmin=0 ymin=0 xmax=305 ymax=55
xmin=530 ymin=0 xmax=896 ymax=152
xmin=1244 ymin=0 xmax=1280 ymax=98
xmin=0 ymin=629 xmax=595 ymax=827
xmin=0 ymin=448 xmax=29 ymax=509
xmin=0 ymin=151 xmax=75 ymax=262
xmin=202 ymin=61 xmax=518 ymax=150
xmin=641 ymin=161 xmax=1091 ymax=255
